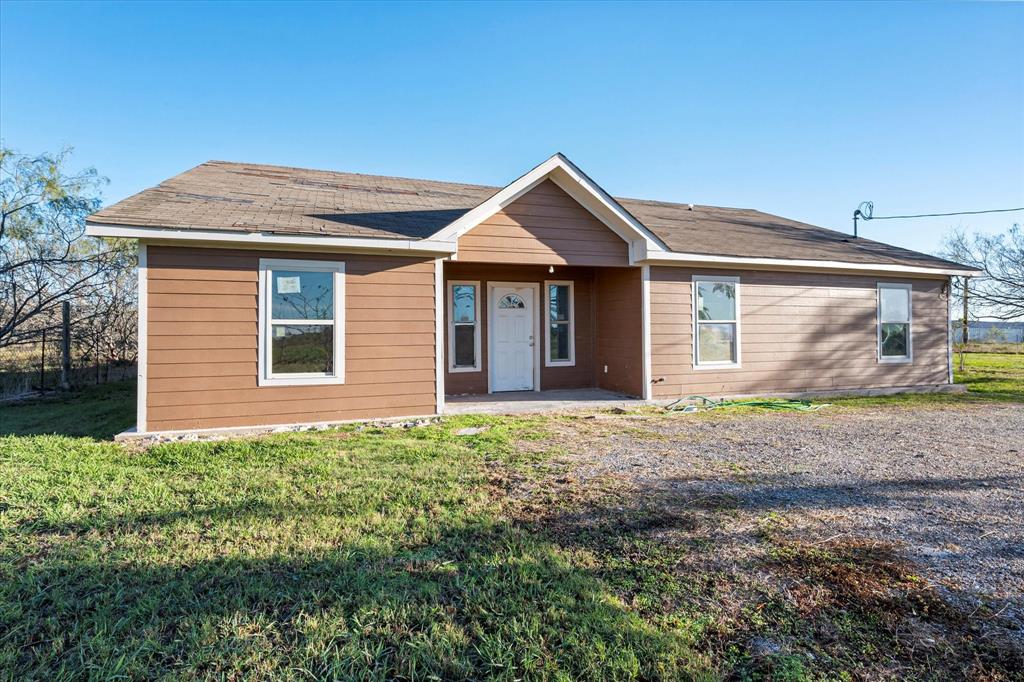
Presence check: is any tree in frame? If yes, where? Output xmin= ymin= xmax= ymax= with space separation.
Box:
xmin=941 ymin=224 xmax=1024 ymax=322
xmin=0 ymin=147 xmax=129 ymax=347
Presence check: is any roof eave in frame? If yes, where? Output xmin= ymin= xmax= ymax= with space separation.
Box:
xmin=85 ymin=221 xmax=458 ymax=256
xmin=636 ymin=248 xmax=982 ymax=278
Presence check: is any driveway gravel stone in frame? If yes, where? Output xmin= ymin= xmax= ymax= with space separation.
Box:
xmin=534 ymin=403 xmax=1023 ymax=621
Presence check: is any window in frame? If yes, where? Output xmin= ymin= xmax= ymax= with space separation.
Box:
xmin=258 ymin=259 xmax=345 ymax=386
xmin=448 ymin=281 xmax=480 ymax=372
xmin=499 ymin=294 xmax=525 ymax=309
xmin=545 ymin=281 xmax=575 ymax=366
xmin=693 ymin=275 xmax=740 ymax=368
xmin=878 ymin=283 xmax=913 ymax=362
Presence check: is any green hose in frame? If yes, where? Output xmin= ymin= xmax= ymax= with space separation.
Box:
xmin=665 ymin=396 xmax=830 ymax=412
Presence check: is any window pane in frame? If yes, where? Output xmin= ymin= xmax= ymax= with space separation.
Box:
xmin=880 ymin=286 xmax=910 ymax=322
xmin=697 ymin=281 xmax=736 ymax=321
xmin=499 ymin=294 xmax=525 ymax=309
xmin=272 ymin=270 xmax=334 ymax=320
xmin=548 ymin=285 xmax=570 ymax=322
xmin=698 ymin=322 xmax=736 ymax=363
xmin=454 ymin=324 xmax=476 ymax=367
xmin=452 ymin=285 xmax=476 ymax=323
xmin=880 ymin=322 xmax=909 ymax=357
xmin=550 ymin=322 xmax=570 ymax=361
xmin=271 ymin=324 xmax=333 ymax=373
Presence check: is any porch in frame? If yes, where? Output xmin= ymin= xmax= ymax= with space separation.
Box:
xmin=442 ymin=261 xmax=646 ymax=401
xmin=444 ymin=388 xmax=643 ymax=415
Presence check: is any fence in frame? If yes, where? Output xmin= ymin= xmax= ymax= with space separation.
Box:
xmin=0 ymin=302 xmax=136 ymax=400
xmin=953 ymin=323 xmax=1024 ymax=344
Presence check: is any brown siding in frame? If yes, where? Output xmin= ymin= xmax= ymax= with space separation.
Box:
xmin=443 ymin=263 xmax=596 ymax=395
xmin=649 ymin=267 xmax=949 ymax=398
xmin=456 ymin=180 xmax=629 ymax=266
xmin=145 ymin=246 xmax=437 ymax=431
xmin=595 ymin=267 xmax=644 ymax=397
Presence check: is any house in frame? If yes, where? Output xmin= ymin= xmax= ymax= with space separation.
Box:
xmin=85 ymin=154 xmax=978 ymax=434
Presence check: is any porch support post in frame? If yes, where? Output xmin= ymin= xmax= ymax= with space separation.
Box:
xmin=641 ymin=264 xmax=652 ymax=400
xmin=434 ymin=257 xmax=446 ymax=414
xmin=137 ymin=242 xmax=148 ymax=433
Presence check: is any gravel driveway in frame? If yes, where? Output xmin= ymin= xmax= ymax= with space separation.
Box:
xmin=530 ymin=402 xmax=1024 ymax=622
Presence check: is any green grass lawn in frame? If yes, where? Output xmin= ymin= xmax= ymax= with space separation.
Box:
xmin=828 ymin=351 xmax=1024 ymax=408
xmin=956 ymin=351 xmax=1024 ymax=400
xmin=1 ymin=417 xmax=711 ymax=681
xmin=1 ymin=356 xmax=1021 ymax=680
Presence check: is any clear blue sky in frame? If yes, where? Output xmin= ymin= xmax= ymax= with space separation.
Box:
xmin=2 ymin=1 xmax=1022 ymax=256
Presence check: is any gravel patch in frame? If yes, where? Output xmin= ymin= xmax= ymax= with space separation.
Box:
xmin=538 ymin=403 xmax=1024 ymax=614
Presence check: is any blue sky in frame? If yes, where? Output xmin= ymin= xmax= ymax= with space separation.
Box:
xmin=2 ymin=1 xmax=1022 ymax=256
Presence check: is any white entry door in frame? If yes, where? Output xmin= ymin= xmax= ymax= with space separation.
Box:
xmin=490 ymin=285 xmax=535 ymax=392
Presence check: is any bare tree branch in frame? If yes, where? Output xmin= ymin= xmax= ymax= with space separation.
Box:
xmin=941 ymin=224 xmax=1024 ymax=322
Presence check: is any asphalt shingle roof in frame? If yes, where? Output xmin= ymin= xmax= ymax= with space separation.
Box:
xmin=88 ymin=160 xmax=969 ymax=270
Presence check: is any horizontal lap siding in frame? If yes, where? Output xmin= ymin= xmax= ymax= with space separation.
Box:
xmin=649 ymin=268 xmax=949 ymax=398
xmin=456 ymin=180 xmax=629 ymax=267
xmin=444 ymin=263 xmax=596 ymax=395
xmin=145 ymin=246 xmax=437 ymax=431
xmin=595 ymin=267 xmax=644 ymax=396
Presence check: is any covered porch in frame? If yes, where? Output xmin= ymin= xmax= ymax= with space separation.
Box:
xmin=442 ymin=261 xmax=646 ymax=401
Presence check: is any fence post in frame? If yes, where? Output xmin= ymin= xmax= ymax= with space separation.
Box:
xmin=61 ymin=301 xmax=72 ymax=390
xmin=40 ymin=328 xmax=46 ymax=390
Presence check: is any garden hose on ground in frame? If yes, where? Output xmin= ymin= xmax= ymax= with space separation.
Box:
xmin=664 ymin=396 xmax=830 ymax=412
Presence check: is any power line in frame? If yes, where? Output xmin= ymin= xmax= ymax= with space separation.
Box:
xmin=863 ymin=206 xmax=1024 ymax=221
xmin=851 ymin=202 xmax=1024 ymax=237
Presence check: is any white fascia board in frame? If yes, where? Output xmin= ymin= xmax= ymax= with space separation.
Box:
xmin=637 ymin=247 xmax=981 ymax=278
xmin=86 ymin=222 xmax=458 ymax=255
xmin=427 ymin=153 xmax=667 ymax=256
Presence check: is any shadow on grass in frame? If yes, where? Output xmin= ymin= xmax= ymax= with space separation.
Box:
xmin=523 ymin=476 xmax=1024 ymax=680
xmin=0 ymin=381 xmax=135 ymax=440
xmin=2 ymin=509 xmax=703 ymax=680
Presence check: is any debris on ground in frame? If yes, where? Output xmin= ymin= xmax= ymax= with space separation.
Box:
xmin=455 ymin=426 xmax=490 ymax=436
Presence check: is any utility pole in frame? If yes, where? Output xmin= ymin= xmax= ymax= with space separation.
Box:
xmin=960 ymin=276 xmax=969 ymax=373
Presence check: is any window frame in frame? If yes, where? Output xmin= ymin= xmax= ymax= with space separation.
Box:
xmin=448 ymin=280 xmax=481 ymax=373
xmin=258 ymin=258 xmax=346 ymax=387
xmin=692 ymin=274 xmax=741 ymax=370
xmin=544 ymin=280 xmax=576 ymax=367
xmin=877 ymin=282 xmax=913 ymax=364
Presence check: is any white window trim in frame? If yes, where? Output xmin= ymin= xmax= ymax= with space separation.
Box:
xmin=877 ymin=282 xmax=913 ymax=364
xmin=544 ymin=280 xmax=576 ymax=367
xmin=692 ymin=274 xmax=741 ymax=370
xmin=258 ymin=258 xmax=346 ymax=386
xmin=448 ymin=280 xmax=481 ymax=373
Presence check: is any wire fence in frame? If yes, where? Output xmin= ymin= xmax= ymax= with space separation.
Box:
xmin=0 ymin=303 xmax=136 ymax=400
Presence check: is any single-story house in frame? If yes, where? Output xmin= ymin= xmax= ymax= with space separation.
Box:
xmin=85 ymin=153 xmax=979 ymax=434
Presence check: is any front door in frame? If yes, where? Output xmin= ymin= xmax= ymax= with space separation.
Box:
xmin=490 ymin=285 xmax=535 ymax=392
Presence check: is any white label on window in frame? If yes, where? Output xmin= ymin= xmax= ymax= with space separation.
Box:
xmin=275 ymin=326 xmax=286 ymax=338
xmin=277 ymin=276 xmax=301 ymax=294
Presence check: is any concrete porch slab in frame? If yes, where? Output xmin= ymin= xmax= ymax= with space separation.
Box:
xmin=444 ymin=388 xmax=643 ymax=415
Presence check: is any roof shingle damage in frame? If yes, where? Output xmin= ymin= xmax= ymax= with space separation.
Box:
xmin=88 ymin=160 xmax=969 ymax=270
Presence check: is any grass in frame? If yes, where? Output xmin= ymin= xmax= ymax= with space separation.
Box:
xmin=1 ymin=355 xmax=1022 ymax=680
xmin=830 ymin=351 xmax=1024 ymax=407
xmin=1 ymin=417 xmax=708 ymax=681
xmin=0 ymin=382 xmax=136 ymax=439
